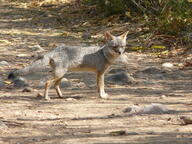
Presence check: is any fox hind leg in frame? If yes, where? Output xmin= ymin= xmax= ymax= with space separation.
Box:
xmin=44 ymin=76 xmax=65 ymax=100
xmin=53 ymin=66 xmax=67 ymax=99
xmin=44 ymin=59 xmax=67 ymax=100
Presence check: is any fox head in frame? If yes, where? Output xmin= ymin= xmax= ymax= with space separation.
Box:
xmin=104 ymin=31 xmax=129 ymax=56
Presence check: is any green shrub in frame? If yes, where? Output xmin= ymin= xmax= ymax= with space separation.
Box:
xmin=149 ymin=0 xmax=192 ymax=35
xmin=88 ymin=0 xmax=192 ymax=35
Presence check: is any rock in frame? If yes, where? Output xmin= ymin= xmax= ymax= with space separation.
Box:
xmin=134 ymin=67 xmax=167 ymax=79
xmin=143 ymin=80 xmax=156 ymax=85
xmin=40 ymin=4 xmax=57 ymax=8
xmin=180 ymin=116 xmax=192 ymax=125
xmin=16 ymin=53 xmax=29 ymax=57
xmin=65 ymin=98 xmax=77 ymax=101
xmin=160 ymin=95 xmax=167 ymax=99
xmin=146 ymin=131 xmax=155 ymax=135
xmin=60 ymin=79 xmax=71 ymax=88
xmin=37 ymin=93 xmax=43 ymax=98
xmin=0 ymin=120 xmax=8 ymax=130
xmin=123 ymin=103 xmax=173 ymax=114
xmin=162 ymin=62 xmax=174 ymax=68
xmin=127 ymin=132 xmax=139 ymax=135
xmin=73 ymin=82 xmax=86 ymax=88
xmin=123 ymin=105 xmax=141 ymax=113
xmin=13 ymin=77 xmax=29 ymax=88
xmin=106 ymin=72 xmax=135 ymax=84
xmin=140 ymin=67 xmax=165 ymax=74
xmin=82 ymin=33 xmax=91 ymax=39
xmin=109 ymin=130 xmax=126 ymax=136
xmin=0 ymin=61 xmax=9 ymax=66
xmin=22 ymin=87 xmax=33 ymax=92
xmin=109 ymin=68 xmax=126 ymax=74
xmin=142 ymin=104 xmax=169 ymax=114
xmin=177 ymin=63 xmax=184 ymax=68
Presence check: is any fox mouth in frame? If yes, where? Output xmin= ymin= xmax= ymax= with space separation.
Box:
xmin=118 ymin=50 xmax=125 ymax=55
xmin=112 ymin=49 xmax=124 ymax=55
xmin=119 ymin=51 xmax=124 ymax=55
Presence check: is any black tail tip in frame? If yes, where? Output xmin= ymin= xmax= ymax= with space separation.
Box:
xmin=8 ymin=72 xmax=16 ymax=80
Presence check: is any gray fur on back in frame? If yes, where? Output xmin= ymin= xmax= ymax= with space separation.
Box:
xmin=46 ymin=44 xmax=103 ymax=70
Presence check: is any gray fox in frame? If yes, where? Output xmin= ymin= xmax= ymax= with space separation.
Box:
xmin=8 ymin=31 xmax=129 ymax=100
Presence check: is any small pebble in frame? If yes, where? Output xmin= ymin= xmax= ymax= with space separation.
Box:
xmin=109 ymin=130 xmax=126 ymax=136
xmin=22 ymin=87 xmax=33 ymax=92
xmin=66 ymin=98 xmax=77 ymax=101
xmin=37 ymin=93 xmax=43 ymax=98
xmin=0 ymin=61 xmax=9 ymax=66
xmin=162 ymin=62 xmax=174 ymax=68
xmin=160 ymin=95 xmax=167 ymax=99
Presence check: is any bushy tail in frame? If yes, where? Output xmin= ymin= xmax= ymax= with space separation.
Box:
xmin=8 ymin=55 xmax=51 ymax=80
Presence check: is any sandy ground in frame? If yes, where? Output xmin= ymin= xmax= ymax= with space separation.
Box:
xmin=0 ymin=1 xmax=192 ymax=144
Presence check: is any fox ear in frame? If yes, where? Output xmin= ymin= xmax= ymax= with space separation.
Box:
xmin=119 ymin=31 xmax=129 ymax=40
xmin=104 ymin=31 xmax=115 ymax=41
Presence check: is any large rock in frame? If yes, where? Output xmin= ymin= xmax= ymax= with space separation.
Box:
xmin=134 ymin=66 xmax=167 ymax=79
xmin=13 ymin=77 xmax=29 ymax=88
xmin=109 ymin=68 xmax=126 ymax=74
xmin=106 ymin=72 xmax=135 ymax=84
xmin=140 ymin=66 xmax=165 ymax=74
xmin=123 ymin=103 xmax=174 ymax=114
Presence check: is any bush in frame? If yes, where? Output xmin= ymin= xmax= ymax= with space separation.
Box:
xmin=90 ymin=0 xmax=192 ymax=35
xmin=149 ymin=0 xmax=192 ymax=35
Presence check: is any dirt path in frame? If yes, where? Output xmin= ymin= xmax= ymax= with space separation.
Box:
xmin=0 ymin=1 xmax=192 ymax=144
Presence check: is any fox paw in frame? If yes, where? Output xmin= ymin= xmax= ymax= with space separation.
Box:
xmin=100 ymin=93 xmax=109 ymax=99
xmin=44 ymin=96 xmax=51 ymax=101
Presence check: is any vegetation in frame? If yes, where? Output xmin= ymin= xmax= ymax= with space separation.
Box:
xmin=90 ymin=0 xmax=192 ymax=36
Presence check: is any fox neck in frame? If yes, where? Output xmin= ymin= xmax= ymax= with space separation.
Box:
xmin=102 ymin=46 xmax=119 ymax=64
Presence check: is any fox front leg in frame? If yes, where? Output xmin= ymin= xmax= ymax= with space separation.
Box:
xmin=96 ymin=72 xmax=109 ymax=99
xmin=54 ymin=78 xmax=63 ymax=98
